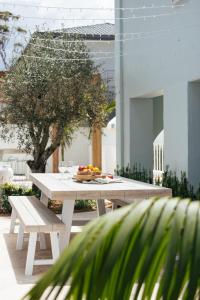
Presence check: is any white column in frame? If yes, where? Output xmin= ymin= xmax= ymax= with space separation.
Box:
xmin=188 ymin=82 xmax=200 ymax=188
xmin=115 ymin=0 xmax=125 ymax=168
xmin=164 ymin=82 xmax=188 ymax=175
xmin=129 ymin=98 xmax=154 ymax=170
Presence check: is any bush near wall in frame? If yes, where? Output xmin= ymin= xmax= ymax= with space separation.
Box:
xmin=115 ymin=164 xmax=153 ymax=184
xmin=116 ymin=165 xmax=200 ymax=200
xmin=0 ymin=183 xmax=34 ymax=214
xmin=48 ymin=199 xmax=96 ymax=214
xmin=0 ymin=183 xmax=96 ymax=214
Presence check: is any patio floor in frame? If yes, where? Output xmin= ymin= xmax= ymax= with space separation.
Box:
xmin=0 ymin=210 xmax=99 ymax=300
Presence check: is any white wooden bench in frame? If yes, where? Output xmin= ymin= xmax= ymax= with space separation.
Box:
xmin=9 ymin=196 xmax=66 ymax=276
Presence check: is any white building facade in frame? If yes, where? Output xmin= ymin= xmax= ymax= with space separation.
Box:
xmin=116 ymin=0 xmax=200 ymax=187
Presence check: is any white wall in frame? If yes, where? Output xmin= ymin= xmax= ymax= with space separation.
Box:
xmin=188 ymin=82 xmax=200 ymax=187
xmin=116 ymin=0 xmax=200 ymax=186
xmin=0 ymin=126 xmax=116 ymax=175
xmin=47 ymin=127 xmax=117 ymax=174
xmin=86 ymin=40 xmax=115 ymax=94
xmin=61 ymin=128 xmax=91 ymax=166
xmin=130 ymin=98 xmax=154 ymax=170
xmin=63 ymin=127 xmax=116 ymax=174
xmin=102 ymin=128 xmax=116 ymax=173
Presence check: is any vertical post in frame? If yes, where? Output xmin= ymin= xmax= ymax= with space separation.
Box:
xmin=92 ymin=127 xmax=102 ymax=169
xmin=52 ymin=148 xmax=59 ymax=173
xmin=51 ymin=125 xmax=59 ymax=173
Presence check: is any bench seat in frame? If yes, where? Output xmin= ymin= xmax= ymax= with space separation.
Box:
xmin=9 ymin=195 xmax=65 ymax=233
xmin=9 ymin=196 xmax=66 ymax=275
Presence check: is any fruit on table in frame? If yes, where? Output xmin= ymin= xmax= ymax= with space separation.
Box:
xmin=93 ymin=167 xmax=99 ymax=172
xmin=78 ymin=165 xmax=86 ymax=171
xmin=87 ymin=164 xmax=93 ymax=170
xmin=77 ymin=164 xmax=101 ymax=175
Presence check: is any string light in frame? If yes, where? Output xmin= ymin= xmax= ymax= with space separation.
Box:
xmin=8 ymin=35 xmax=114 ymax=44
xmin=0 ymin=2 xmax=185 ymax=11
xmin=10 ymin=10 xmax=184 ymax=22
xmin=28 ymin=42 xmax=114 ymax=54
xmin=7 ymin=21 xmax=200 ymax=56
xmin=23 ymin=22 xmax=200 ymax=44
xmin=21 ymin=54 xmax=119 ymax=62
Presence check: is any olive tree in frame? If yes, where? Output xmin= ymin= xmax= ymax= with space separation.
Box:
xmin=0 ymin=11 xmax=26 ymax=68
xmin=1 ymin=32 xmax=110 ymax=173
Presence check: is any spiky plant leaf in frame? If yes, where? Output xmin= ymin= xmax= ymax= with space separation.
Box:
xmin=25 ymin=198 xmax=200 ymax=300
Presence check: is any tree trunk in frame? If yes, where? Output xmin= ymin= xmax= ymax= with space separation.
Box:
xmin=61 ymin=144 xmax=65 ymax=161
xmin=92 ymin=127 xmax=102 ymax=169
xmin=27 ymin=159 xmax=47 ymax=195
xmin=27 ymin=159 xmax=47 ymax=173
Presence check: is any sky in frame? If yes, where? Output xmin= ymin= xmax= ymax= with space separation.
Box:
xmin=0 ymin=0 xmax=115 ymax=32
xmin=0 ymin=0 xmax=114 ymax=69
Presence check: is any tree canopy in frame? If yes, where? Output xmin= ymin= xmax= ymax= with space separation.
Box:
xmin=0 ymin=11 xmax=26 ymax=69
xmin=1 ymin=32 xmax=110 ymax=172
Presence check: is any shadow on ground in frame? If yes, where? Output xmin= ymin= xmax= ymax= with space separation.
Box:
xmin=3 ymin=219 xmax=89 ymax=284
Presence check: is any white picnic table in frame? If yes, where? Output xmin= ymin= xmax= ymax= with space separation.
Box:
xmin=30 ymin=173 xmax=172 ymax=251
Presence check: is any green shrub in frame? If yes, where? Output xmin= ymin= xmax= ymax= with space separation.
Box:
xmin=75 ymin=200 xmax=96 ymax=211
xmin=0 ymin=183 xmax=34 ymax=213
xmin=115 ymin=164 xmax=153 ymax=184
xmin=48 ymin=199 xmax=96 ymax=214
xmin=116 ymin=164 xmax=200 ymax=200
xmin=161 ymin=167 xmax=197 ymax=199
xmin=0 ymin=183 xmax=96 ymax=214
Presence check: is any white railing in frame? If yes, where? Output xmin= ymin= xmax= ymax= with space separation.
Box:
xmin=1 ymin=159 xmax=29 ymax=177
xmin=153 ymin=143 xmax=164 ymax=183
xmin=153 ymin=144 xmax=164 ymax=173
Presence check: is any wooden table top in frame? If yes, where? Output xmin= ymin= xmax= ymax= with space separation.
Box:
xmin=30 ymin=173 xmax=172 ymax=203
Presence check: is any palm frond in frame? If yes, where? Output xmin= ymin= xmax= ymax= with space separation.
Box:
xmin=25 ymin=198 xmax=200 ymax=300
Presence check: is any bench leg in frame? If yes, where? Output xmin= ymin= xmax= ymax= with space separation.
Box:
xmin=25 ymin=232 xmax=37 ymax=276
xmin=50 ymin=232 xmax=60 ymax=261
xmin=40 ymin=192 xmax=49 ymax=207
xmin=10 ymin=208 xmax=17 ymax=233
xmin=16 ymin=224 xmax=24 ymax=250
xmin=39 ymin=233 xmax=46 ymax=250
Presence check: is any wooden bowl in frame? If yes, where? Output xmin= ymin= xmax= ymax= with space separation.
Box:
xmin=74 ymin=174 xmax=96 ymax=182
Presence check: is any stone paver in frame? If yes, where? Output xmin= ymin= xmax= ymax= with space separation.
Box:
xmin=0 ymin=210 xmax=98 ymax=300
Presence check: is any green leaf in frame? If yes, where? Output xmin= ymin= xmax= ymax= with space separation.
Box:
xmin=25 ymin=198 xmax=200 ymax=300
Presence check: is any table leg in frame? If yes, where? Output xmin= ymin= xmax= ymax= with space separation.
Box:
xmin=112 ymin=202 xmax=118 ymax=211
xmin=60 ymin=199 xmax=75 ymax=252
xmin=39 ymin=192 xmax=49 ymax=249
xmin=96 ymin=199 xmax=106 ymax=216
